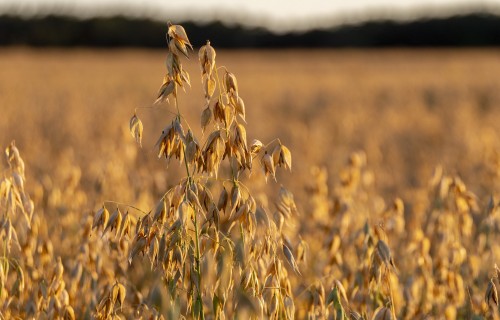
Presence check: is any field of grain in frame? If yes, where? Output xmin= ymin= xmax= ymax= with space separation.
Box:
xmin=1 ymin=45 xmax=500 ymax=319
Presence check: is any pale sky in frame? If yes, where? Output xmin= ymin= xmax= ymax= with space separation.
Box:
xmin=2 ymin=0 xmax=499 ymax=32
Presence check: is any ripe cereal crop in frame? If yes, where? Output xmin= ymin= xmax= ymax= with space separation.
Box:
xmin=1 ymin=24 xmax=500 ymax=319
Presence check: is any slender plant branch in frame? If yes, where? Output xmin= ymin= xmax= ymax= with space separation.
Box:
xmin=103 ymin=201 xmax=148 ymax=215
xmin=175 ymin=95 xmax=205 ymax=320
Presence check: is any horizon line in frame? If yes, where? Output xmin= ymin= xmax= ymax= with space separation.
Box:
xmin=1 ymin=2 xmax=499 ymax=33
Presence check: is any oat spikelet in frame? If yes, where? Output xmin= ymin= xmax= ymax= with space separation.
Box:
xmin=224 ymin=71 xmax=238 ymax=97
xmin=167 ymin=23 xmax=193 ymax=50
xmin=92 ymin=206 xmax=110 ymax=231
xmin=155 ymin=76 xmax=176 ymax=104
xmin=199 ymin=40 xmax=216 ymax=79
xmin=372 ymin=307 xmax=394 ymax=320
xmin=230 ymin=94 xmax=246 ymax=122
xmin=129 ymin=113 xmax=143 ymax=147
xmin=283 ymin=244 xmax=301 ymax=275
xmin=5 ymin=140 xmax=25 ymax=178
xmin=486 ymin=278 xmax=499 ymax=306
xmin=261 ymin=152 xmax=276 ymax=182
xmin=111 ymin=281 xmax=126 ymax=307
xmin=201 ymin=105 xmax=213 ymax=133
xmin=250 ymin=139 xmax=263 ymax=154
xmin=376 ymin=239 xmax=396 ymax=271
xmin=272 ymin=144 xmax=292 ymax=171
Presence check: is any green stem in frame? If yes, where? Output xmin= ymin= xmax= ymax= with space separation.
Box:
xmin=134 ymin=106 xmax=178 ymax=117
xmin=103 ymin=201 xmax=148 ymax=215
xmin=239 ymin=222 xmax=245 ymax=249
xmin=175 ymin=96 xmax=205 ymax=320
xmin=263 ymin=138 xmax=282 ymax=149
xmin=193 ymin=205 xmax=204 ymax=320
xmin=174 ymin=98 xmax=192 ymax=185
xmin=0 ymin=239 xmax=6 ymax=298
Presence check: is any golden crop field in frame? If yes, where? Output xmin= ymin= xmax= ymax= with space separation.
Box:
xmin=1 ymin=34 xmax=500 ymax=319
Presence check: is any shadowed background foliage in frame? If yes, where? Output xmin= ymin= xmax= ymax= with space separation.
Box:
xmin=1 ymin=13 xmax=500 ymax=47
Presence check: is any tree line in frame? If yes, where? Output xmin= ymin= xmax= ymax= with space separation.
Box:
xmin=0 ymin=13 xmax=499 ymax=47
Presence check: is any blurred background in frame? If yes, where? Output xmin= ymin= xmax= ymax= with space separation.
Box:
xmin=3 ymin=2 xmax=500 ymax=318
xmin=1 ymin=0 xmax=500 ymax=207
xmin=1 ymin=0 xmax=500 ymax=47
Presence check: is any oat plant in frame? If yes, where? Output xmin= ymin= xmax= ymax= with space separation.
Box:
xmin=93 ymin=23 xmax=299 ymax=319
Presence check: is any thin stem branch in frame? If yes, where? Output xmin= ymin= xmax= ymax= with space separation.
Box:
xmin=134 ymin=106 xmax=178 ymax=117
xmin=175 ymin=95 xmax=205 ymax=320
xmin=103 ymin=201 xmax=148 ymax=215
xmin=193 ymin=202 xmax=204 ymax=320
xmin=264 ymin=138 xmax=282 ymax=149
xmin=216 ymin=65 xmax=229 ymax=73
